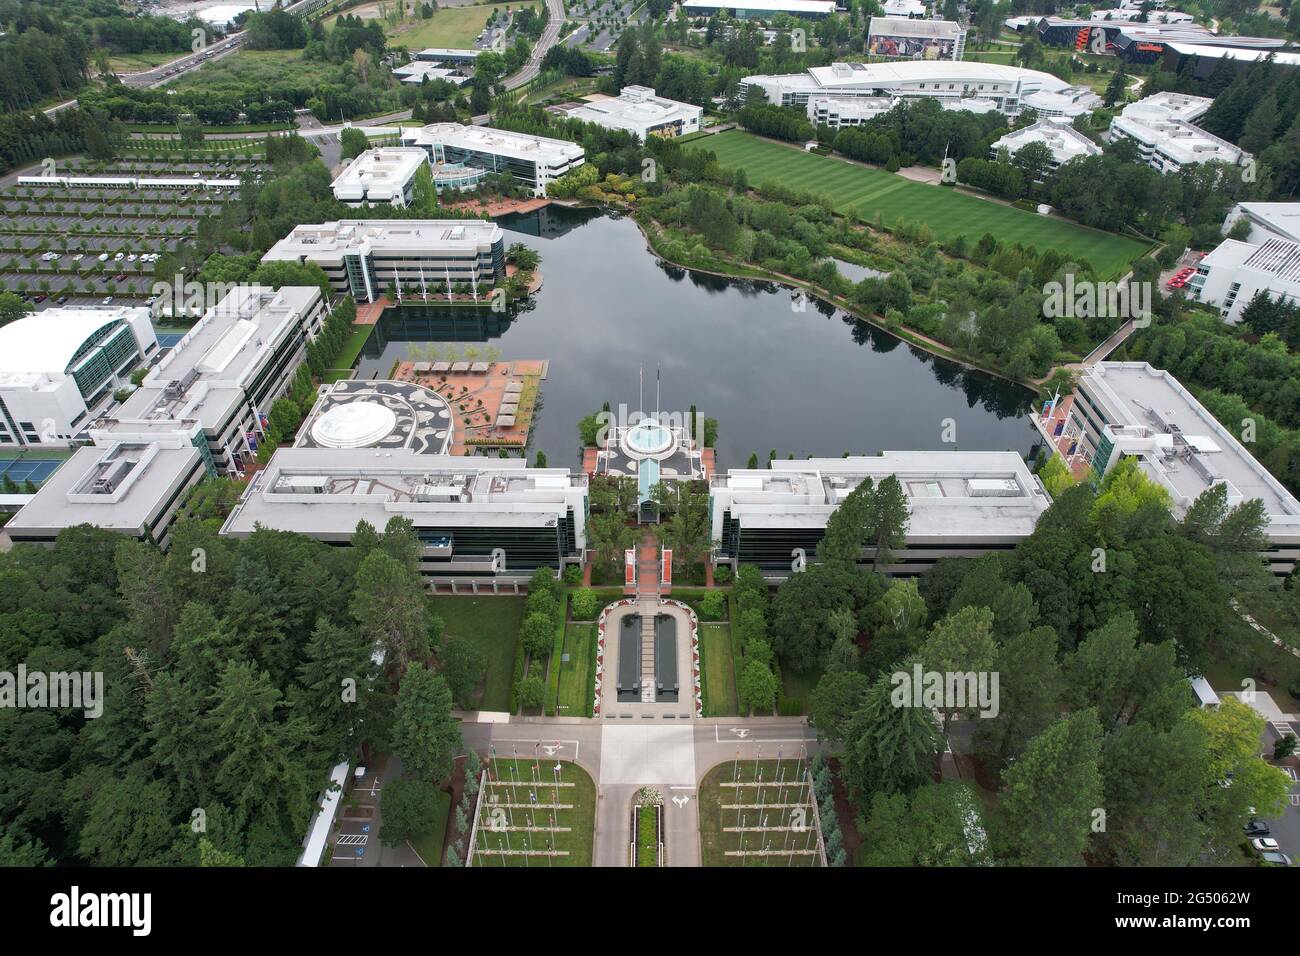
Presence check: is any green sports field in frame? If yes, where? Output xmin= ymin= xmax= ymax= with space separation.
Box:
xmin=695 ymin=130 xmax=1149 ymax=277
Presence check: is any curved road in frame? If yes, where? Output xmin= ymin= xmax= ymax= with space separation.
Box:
xmin=505 ymin=0 xmax=567 ymax=91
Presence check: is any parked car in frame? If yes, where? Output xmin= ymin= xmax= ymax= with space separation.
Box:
xmin=1244 ymin=820 xmax=1271 ymax=837
xmin=32 ymin=294 xmax=46 ymax=303
xmin=1260 ymin=851 xmax=1292 ymax=866
xmin=100 ymin=296 xmax=113 ymax=305
xmin=1252 ymin=837 xmax=1280 ymax=852
xmin=55 ymin=296 xmax=68 ymax=304
xmin=98 ymin=253 xmax=109 ymax=262
xmin=114 ymin=273 xmax=127 ymax=282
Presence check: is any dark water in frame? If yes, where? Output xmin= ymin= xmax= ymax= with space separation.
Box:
xmin=357 ymin=207 xmax=1044 ymax=470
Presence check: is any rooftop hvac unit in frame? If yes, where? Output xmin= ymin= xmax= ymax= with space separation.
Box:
xmin=93 ymin=458 xmax=135 ymax=494
xmin=966 ymin=478 xmax=1021 ymax=497
xmin=275 ymin=475 xmax=327 ymax=494
xmin=414 ymin=484 xmax=462 ymax=501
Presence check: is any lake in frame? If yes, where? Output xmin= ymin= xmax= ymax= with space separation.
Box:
xmin=356 ymin=206 xmax=1045 ymax=470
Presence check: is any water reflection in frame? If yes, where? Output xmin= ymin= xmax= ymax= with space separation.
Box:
xmin=356 ymin=207 xmax=1044 ymax=469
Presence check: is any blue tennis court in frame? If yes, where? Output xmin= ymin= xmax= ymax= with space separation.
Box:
xmin=156 ymin=332 xmax=184 ymax=348
xmin=0 ymin=458 xmax=63 ymax=486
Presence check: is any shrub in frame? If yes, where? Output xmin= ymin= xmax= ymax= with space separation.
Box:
xmin=700 ymin=590 xmax=727 ymax=620
xmin=570 ymin=588 xmax=599 ymax=620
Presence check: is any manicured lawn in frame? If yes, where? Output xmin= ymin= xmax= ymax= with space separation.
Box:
xmin=335 ymin=324 xmax=374 ymax=370
xmin=386 ymin=2 xmax=539 ymax=50
xmin=698 ymin=760 xmax=821 ymax=867
xmin=701 ymin=623 xmax=738 ymax=717
xmin=470 ymin=759 xmax=595 ymax=866
xmin=692 ymin=130 xmax=1150 ymax=278
xmin=555 ymin=623 xmax=596 ymax=718
xmin=409 ymin=789 xmax=452 ymax=867
xmin=636 ymin=804 xmax=659 ymax=867
xmin=429 ymin=595 xmax=525 ymax=711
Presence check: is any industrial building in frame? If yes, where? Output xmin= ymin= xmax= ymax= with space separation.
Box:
xmin=330 ymin=148 xmax=431 ymax=208
xmin=220 ymin=449 xmax=590 ymax=586
xmin=6 ymin=286 xmax=327 ymax=548
xmin=709 ymin=452 xmax=1052 ymax=579
xmin=867 ymin=17 xmax=965 ymax=61
xmin=400 ymin=122 xmax=585 ymax=196
xmin=261 ymin=219 xmax=506 ymax=303
xmin=0 ymin=306 xmax=158 ymax=449
xmin=1065 ymin=363 xmax=1300 ymax=574
xmin=743 ymin=61 xmax=1096 ymax=118
xmin=555 ymin=86 xmax=703 ymax=140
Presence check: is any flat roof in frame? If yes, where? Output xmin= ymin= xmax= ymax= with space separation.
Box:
xmin=6 ymin=441 xmax=201 ymax=535
xmin=111 ymin=286 xmax=319 ymax=432
xmin=682 ymin=0 xmax=836 ymax=10
xmin=220 ymin=448 xmax=587 ymax=538
xmin=401 ymin=123 xmax=584 ymax=165
xmin=263 ymin=219 xmax=503 ymax=262
xmin=1111 ymin=113 xmax=1247 ymax=166
xmin=993 ymin=120 xmax=1102 ymax=162
xmin=1120 ymin=91 xmax=1213 ymax=123
xmin=712 ymin=452 xmax=1051 ymax=540
xmin=868 ymin=16 xmax=963 ymax=38
xmin=331 ymin=148 xmax=429 ymax=195
xmin=1232 ymin=201 xmax=1300 ymax=243
xmin=805 ymin=60 xmax=1073 ymax=92
xmin=1164 ymin=42 xmax=1300 ymax=64
xmin=561 ymin=86 xmax=701 ymax=132
xmin=1081 ymin=363 xmax=1300 ymax=529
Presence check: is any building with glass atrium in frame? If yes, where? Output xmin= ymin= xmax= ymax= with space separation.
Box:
xmin=400 ymin=123 xmax=585 ymax=196
xmin=0 ymin=306 xmax=158 ymax=449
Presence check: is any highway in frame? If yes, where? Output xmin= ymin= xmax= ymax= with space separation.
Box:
xmin=505 ymin=0 xmax=568 ymax=91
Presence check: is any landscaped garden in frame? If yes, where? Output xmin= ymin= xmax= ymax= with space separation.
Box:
xmin=429 ymin=594 xmax=525 ymax=712
xmin=698 ymin=759 xmax=823 ymax=867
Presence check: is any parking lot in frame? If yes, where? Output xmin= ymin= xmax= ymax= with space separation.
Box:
xmin=0 ymin=156 xmax=268 ymax=309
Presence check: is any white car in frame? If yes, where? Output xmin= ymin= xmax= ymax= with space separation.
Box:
xmin=113 ymin=252 xmax=125 ymax=261
xmin=126 ymin=254 xmax=137 ymax=262
xmin=98 ymin=253 xmax=109 ymax=262
xmin=1252 ymin=837 xmax=1281 ymax=852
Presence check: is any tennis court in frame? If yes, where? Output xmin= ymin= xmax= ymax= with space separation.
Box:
xmin=0 ymin=457 xmax=63 ymax=486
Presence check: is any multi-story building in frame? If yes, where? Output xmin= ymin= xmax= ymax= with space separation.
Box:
xmin=1187 ymin=237 xmax=1300 ymax=324
xmin=990 ymin=119 xmax=1102 ymax=175
xmin=261 ymin=219 xmax=506 ymax=303
xmin=1064 ymin=362 xmax=1300 ymax=574
xmin=0 ymin=306 xmax=158 ymax=449
xmin=400 ymin=123 xmax=585 ymax=196
xmin=220 ymin=449 xmax=590 ymax=587
xmin=744 ymin=61 xmax=1096 ymax=118
xmin=709 ymin=452 xmax=1052 ymax=580
xmin=1222 ymin=201 xmax=1300 ymax=245
xmin=867 ymin=16 xmax=965 ymax=61
xmin=6 ymin=286 xmax=326 ymax=548
xmin=1107 ymin=107 xmax=1250 ymax=174
xmin=807 ymin=95 xmax=898 ymax=128
xmin=330 ymin=147 xmax=431 ymax=207
xmin=556 ymin=86 xmax=703 ymax=140
xmin=681 ymin=0 xmax=837 ymax=18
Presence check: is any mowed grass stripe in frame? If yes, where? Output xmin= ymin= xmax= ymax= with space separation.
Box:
xmin=695 ymin=131 xmax=1148 ymax=277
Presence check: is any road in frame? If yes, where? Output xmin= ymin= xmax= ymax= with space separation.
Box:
xmin=505 ymin=0 xmax=567 ymax=90
xmin=457 ymin=713 xmax=824 ymax=867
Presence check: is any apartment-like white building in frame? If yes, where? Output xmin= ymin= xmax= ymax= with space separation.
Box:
xmin=990 ymin=119 xmax=1102 ymax=175
xmin=261 ymin=219 xmax=506 ymax=303
xmin=558 ymin=86 xmax=703 ymax=140
xmin=1108 ymin=99 xmax=1251 ymax=173
xmin=807 ymin=95 xmax=898 ymax=128
xmin=6 ymin=286 xmax=326 ymax=548
xmin=0 ymin=306 xmax=157 ymax=449
xmin=401 ymin=122 xmax=585 ymax=196
xmin=1064 ymin=362 xmax=1300 ymax=574
xmin=744 ymin=61 xmax=1096 ymax=118
xmin=331 ymin=147 xmax=431 ymax=207
xmin=710 ymin=452 xmax=1052 ymax=579
xmin=1187 ymin=237 xmax=1300 ymax=324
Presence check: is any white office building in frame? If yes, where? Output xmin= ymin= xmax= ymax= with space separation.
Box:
xmin=1065 ymin=362 xmax=1300 ymax=574
xmin=1119 ymin=91 xmax=1214 ymax=125
xmin=392 ymin=61 xmax=471 ymax=85
xmin=1090 ymin=7 xmax=1194 ymax=22
xmin=1222 ymin=201 xmax=1300 ymax=245
xmin=1108 ymin=104 xmax=1252 ymax=174
xmin=710 ymin=452 xmax=1052 ymax=579
xmin=261 ymin=219 xmax=506 ymax=303
xmin=331 ymin=148 xmax=431 ymax=208
xmin=558 ymin=86 xmax=703 ymax=140
xmin=1187 ymin=237 xmax=1300 ymax=324
xmin=882 ymin=0 xmax=927 ymax=17
xmin=0 ymin=306 xmax=157 ymax=449
xmin=401 ymin=122 xmax=585 ymax=196
xmin=990 ymin=119 xmax=1102 ymax=174
xmin=6 ymin=286 xmax=326 ymax=548
xmin=681 ymin=0 xmax=838 ymax=18
xmin=220 ymin=449 xmax=590 ymax=586
xmin=807 ymin=95 xmax=899 ymax=127
xmin=744 ymin=61 xmax=1096 ymax=118
xmin=1019 ymin=84 xmax=1103 ymax=119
